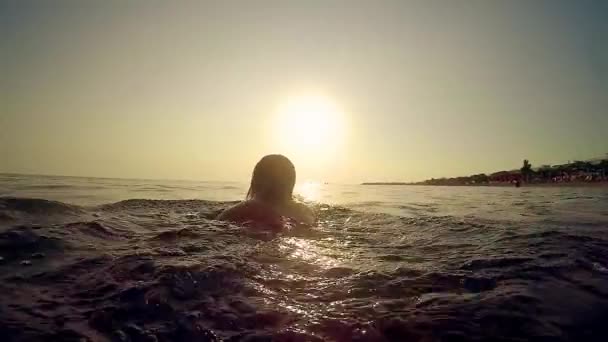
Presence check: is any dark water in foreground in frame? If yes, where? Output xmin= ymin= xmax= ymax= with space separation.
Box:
xmin=1 ymin=174 xmax=608 ymax=341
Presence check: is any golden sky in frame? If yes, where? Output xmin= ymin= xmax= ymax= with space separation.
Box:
xmin=2 ymin=1 xmax=607 ymax=183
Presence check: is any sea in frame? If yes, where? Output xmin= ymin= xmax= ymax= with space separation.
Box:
xmin=1 ymin=173 xmax=608 ymax=341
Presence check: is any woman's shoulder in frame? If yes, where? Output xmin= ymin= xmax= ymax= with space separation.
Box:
xmin=216 ymin=199 xmax=315 ymax=227
xmin=286 ymin=201 xmax=316 ymax=225
xmin=216 ymin=200 xmax=278 ymax=224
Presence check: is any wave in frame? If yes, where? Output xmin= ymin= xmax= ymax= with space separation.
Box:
xmin=0 ymin=225 xmax=65 ymax=262
xmin=0 ymin=197 xmax=84 ymax=216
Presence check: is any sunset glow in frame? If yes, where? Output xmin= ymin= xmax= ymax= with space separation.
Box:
xmin=274 ymin=95 xmax=345 ymax=163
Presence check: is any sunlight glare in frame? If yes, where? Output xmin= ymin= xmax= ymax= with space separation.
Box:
xmin=275 ymin=94 xmax=345 ymax=162
xmin=296 ymin=180 xmax=321 ymax=202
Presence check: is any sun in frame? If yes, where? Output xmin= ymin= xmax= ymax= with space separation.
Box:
xmin=274 ymin=94 xmax=345 ymax=161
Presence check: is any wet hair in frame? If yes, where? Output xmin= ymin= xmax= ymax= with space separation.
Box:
xmin=246 ymin=154 xmax=296 ymax=203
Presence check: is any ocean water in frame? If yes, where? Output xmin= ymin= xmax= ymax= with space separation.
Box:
xmin=1 ymin=173 xmax=608 ymax=341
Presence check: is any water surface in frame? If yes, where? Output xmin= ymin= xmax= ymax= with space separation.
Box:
xmin=1 ymin=173 xmax=607 ymax=341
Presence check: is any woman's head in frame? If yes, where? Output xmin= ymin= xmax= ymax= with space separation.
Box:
xmin=247 ymin=154 xmax=296 ymax=203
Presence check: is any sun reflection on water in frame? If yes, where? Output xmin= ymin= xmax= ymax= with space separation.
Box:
xmin=296 ymin=181 xmax=321 ymax=202
xmin=279 ymin=236 xmax=339 ymax=268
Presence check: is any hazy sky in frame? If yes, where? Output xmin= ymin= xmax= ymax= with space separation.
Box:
xmin=2 ymin=0 xmax=607 ymax=183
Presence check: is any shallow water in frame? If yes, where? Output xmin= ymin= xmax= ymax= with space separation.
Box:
xmin=1 ymin=173 xmax=608 ymax=341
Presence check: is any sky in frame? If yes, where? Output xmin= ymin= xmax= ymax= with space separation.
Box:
xmin=1 ymin=0 xmax=607 ymax=183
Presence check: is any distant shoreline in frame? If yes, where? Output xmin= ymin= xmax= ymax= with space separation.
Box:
xmin=361 ymin=182 xmax=608 ymax=188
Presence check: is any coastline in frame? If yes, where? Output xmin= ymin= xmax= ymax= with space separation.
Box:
xmin=361 ymin=182 xmax=608 ymax=188
xmin=361 ymin=158 xmax=608 ymax=189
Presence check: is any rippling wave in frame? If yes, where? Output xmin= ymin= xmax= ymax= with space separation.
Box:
xmin=2 ymin=195 xmax=608 ymax=341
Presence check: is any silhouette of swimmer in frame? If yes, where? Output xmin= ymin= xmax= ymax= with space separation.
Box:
xmin=217 ymin=154 xmax=315 ymax=229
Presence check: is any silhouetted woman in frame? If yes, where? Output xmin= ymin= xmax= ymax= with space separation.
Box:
xmin=217 ymin=154 xmax=315 ymax=228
